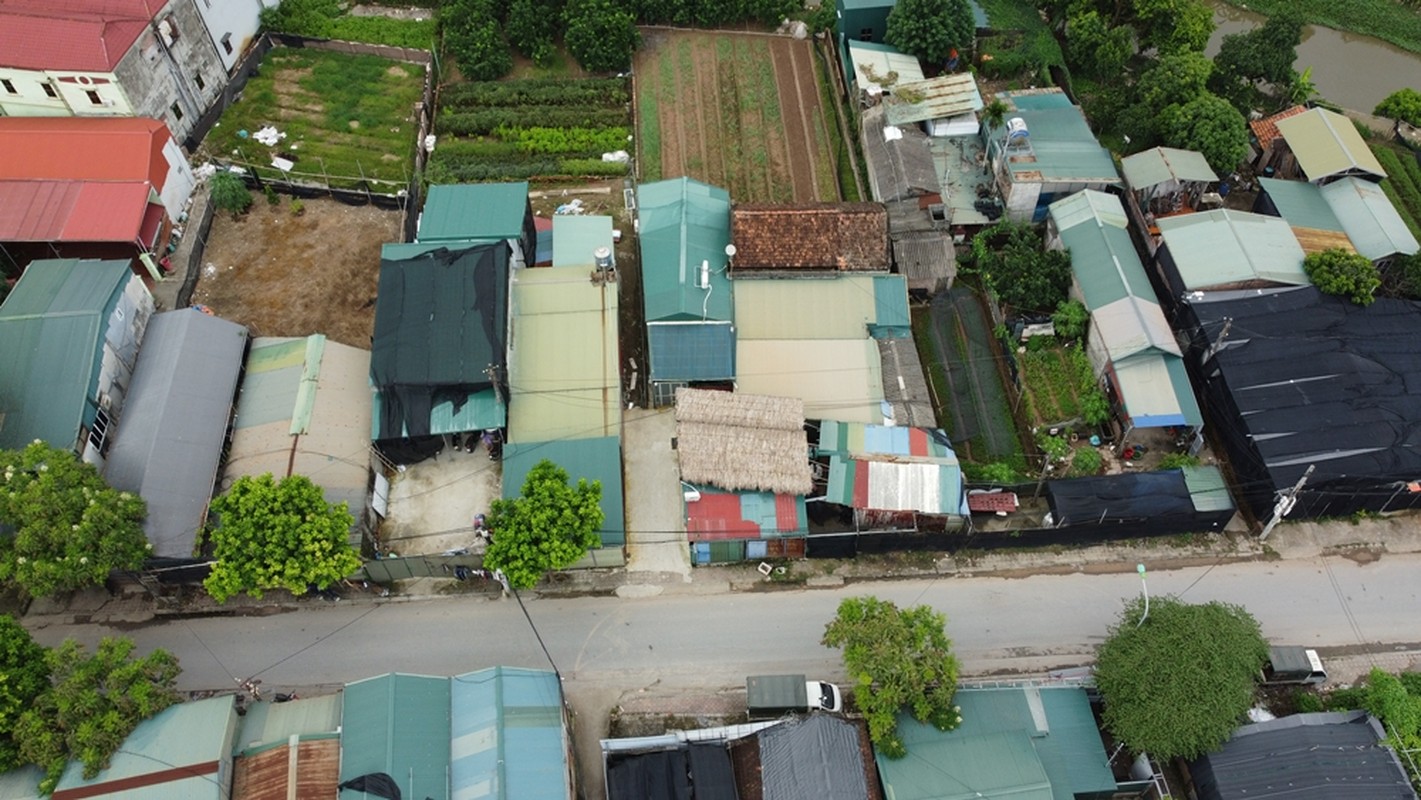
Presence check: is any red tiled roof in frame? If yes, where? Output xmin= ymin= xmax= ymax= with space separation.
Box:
xmin=967 ymin=491 xmax=1018 ymax=513
xmin=731 ymin=203 xmax=890 ymax=271
xmin=0 ymin=179 xmax=153 ymax=242
xmin=0 ymin=117 xmax=171 ymax=191
xmin=0 ymin=0 xmax=167 ymax=72
xmin=1250 ymin=105 xmax=1308 ymax=150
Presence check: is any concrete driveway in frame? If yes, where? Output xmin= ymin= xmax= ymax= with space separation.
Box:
xmin=621 ymin=407 xmax=692 ymax=582
xmin=379 ymin=442 xmax=500 ymax=556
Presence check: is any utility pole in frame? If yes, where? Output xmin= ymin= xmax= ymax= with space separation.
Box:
xmin=1203 ymin=317 xmax=1233 ymax=362
xmin=1260 ymin=464 xmax=1314 ymax=541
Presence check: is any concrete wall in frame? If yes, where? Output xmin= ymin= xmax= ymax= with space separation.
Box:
xmin=190 ymin=0 xmax=274 ymax=72
xmin=159 ymin=136 xmax=197 ymax=220
xmin=113 ymin=0 xmax=225 ymax=142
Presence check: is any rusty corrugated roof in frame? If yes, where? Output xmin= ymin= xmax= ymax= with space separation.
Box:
xmin=232 ymin=739 xmax=340 ymax=800
xmin=731 ymin=203 xmax=890 ymax=272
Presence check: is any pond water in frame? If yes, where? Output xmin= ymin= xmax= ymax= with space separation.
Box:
xmin=1200 ymin=0 xmax=1421 ymax=112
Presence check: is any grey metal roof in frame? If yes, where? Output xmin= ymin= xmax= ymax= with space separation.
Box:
xmin=1189 ymin=711 xmax=1416 ymax=800
xmin=860 ymin=105 xmax=942 ymax=204
xmin=879 ymin=338 xmax=937 ymax=428
xmin=104 ymin=310 xmax=247 ymax=559
xmin=892 ymin=231 xmax=955 ymax=294
xmin=759 ymin=715 xmax=868 ymax=800
xmin=1320 ymin=176 xmax=1420 ymax=261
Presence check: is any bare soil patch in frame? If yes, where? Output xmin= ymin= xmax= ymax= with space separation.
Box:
xmin=193 ymin=196 xmax=399 ymax=346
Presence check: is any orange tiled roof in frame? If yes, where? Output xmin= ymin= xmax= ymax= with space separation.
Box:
xmin=1250 ymin=105 xmax=1308 ymax=149
xmin=731 ymin=203 xmax=889 ymax=271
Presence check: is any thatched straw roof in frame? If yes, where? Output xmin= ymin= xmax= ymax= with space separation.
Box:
xmin=675 ymin=388 xmax=813 ymax=495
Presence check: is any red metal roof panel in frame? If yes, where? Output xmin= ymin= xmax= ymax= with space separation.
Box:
xmin=0 ymin=180 xmax=151 ymax=242
xmin=0 ymin=0 xmax=163 ymax=72
xmin=0 ymin=118 xmax=171 ymax=190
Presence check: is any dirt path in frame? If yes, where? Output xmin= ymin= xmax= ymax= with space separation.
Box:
xmin=774 ymin=39 xmax=820 ymax=202
xmin=193 ymin=196 xmax=399 ymax=347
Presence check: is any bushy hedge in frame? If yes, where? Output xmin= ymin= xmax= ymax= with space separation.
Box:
xmin=628 ymin=0 xmax=798 ymax=26
xmin=495 ymin=125 xmax=630 ymax=156
xmin=441 ymin=78 xmax=630 ymax=110
xmin=439 ymin=107 xmax=630 ymax=136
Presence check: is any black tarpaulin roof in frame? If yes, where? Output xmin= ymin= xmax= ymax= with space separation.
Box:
xmin=1046 ymin=470 xmax=1195 ymax=525
xmin=1184 ymin=286 xmax=1421 ymax=516
xmin=371 ymin=242 xmax=508 ymax=440
xmin=604 ymin=744 xmax=735 ymax=800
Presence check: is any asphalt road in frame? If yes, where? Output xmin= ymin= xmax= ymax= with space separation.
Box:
xmin=28 ymin=552 xmax=1421 ymax=693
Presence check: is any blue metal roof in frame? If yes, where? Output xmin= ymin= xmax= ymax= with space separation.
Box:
xmin=340 ymin=674 xmax=450 ymax=800
xmin=648 ymin=322 xmax=736 ymax=382
xmin=451 ymin=667 xmax=569 ymax=800
xmin=502 ymin=437 xmax=625 ymax=546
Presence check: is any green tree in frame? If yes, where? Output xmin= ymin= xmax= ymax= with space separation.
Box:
xmin=1135 ymin=0 xmax=1213 ymax=55
xmin=1358 ymin=668 xmax=1421 ymax=777
xmin=443 ymin=0 xmax=513 ymax=80
xmin=885 ymin=0 xmax=974 ymax=67
xmin=1159 ymin=92 xmax=1248 ymax=173
xmin=1211 ymin=10 xmax=1303 ymax=108
xmin=1094 ymin=596 xmax=1268 ymax=760
xmin=1051 ymin=299 xmax=1089 ymax=341
xmin=967 ymin=223 xmax=1073 ymax=313
xmin=0 ymin=442 xmax=150 ymax=598
xmin=506 ymin=0 xmax=559 ymax=65
xmin=1136 ymin=51 xmax=1214 ymax=111
xmin=822 ymin=596 xmax=961 ymax=759
xmin=205 ymin=473 xmax=360 ymax=602
xmin=15 ymin=638 xmax=181 ymax=794
xmin=564 ymin=0 xmax=639 ymax=73
xmin=1304 ymin=247 xmax=1381 ymax=306
xmin=485 ymin=460 xmax=603 ymax=590
xmin=1374 ymin=88 xmax=1421 ymax=126
xmin=0 ymin=616 xmax=49 ymax=771
xmin=208 ymin=170 xmax=253 ymax=217
xmin=1395 ymin=251 xmax=1421 ymax=299
xmin=1065 ymin=9 xmax=1133 ymax=78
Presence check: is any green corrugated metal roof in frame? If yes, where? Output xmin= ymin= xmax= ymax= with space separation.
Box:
xmin=382 ymin=240 xmax=500 ymax=260
xmin=1120 ymin=147 xmax=1216 ymax=189
xmin=234 ymin=338 xmax=310 ymax=430
xmin=1320 ymin=177 xmax=1420 ymax=261
xmin=419 ymin=182 xmax=530 ymax=243
xmin=451 ymin=667 xmax=569 ymax=800
xmin=637 ymin=178 xmax=734 ymax=322
xmin=1258 ymin=177 xmax=1344 ymax=232
xmin=1157 ymin=209 xmax=1308 ymax=289
xmin=1275 ymin=108 xmax=1386 ymax=182
xmin=871 ymin=275 xmax=910 ymax=334
xmin=879 ymin=688 xmax=1117 ymax=800
xmin=55 ymin=696 xmax=236 ymax=800
xmin=1181 ymin=464 xmax=1234 ymax=513
xmin=340 ymin=674 xmax=450 ymax=800
xmin=0 ymin=258 xmax=132 ymax=451
xmin=987 ymin=94 xmax=1119 ymax=184
xmin=848 ymin=40 xmax=925 ymax=92
xmin=502 ymin=437 xmax=624 ymax=546
xmin=1052 ymin=191 xmax=1163 ymax=311
xmin=507 ymin=266 xmax=620 ymax=443
xmin=371 ymin=387 xmax=505 ymax=437
xmin=552 ymin=215 xmax=614 ymax=268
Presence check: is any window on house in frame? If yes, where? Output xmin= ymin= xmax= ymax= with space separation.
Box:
xmin=86 ymin=89 xmax=101 ymax=105
xmin=859 ymin=28 xmax=873 ymax=41
xmin=194 ymin=74 xmax=205 ymax=91
xmin=1 ymin=79 xmax=15 ymax=95
xmin=42 ymin=82 xmax=58 ymax=98
xmin=170 ymin=101 xmax=183 ymax=121
xmin=221 ymin=33 xmax=233 ymax=55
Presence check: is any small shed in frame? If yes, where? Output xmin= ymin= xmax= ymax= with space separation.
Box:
xmin=1120 ymin=147 xmax=1217 ymax=220
xmin=1274 ymin=107 xmax=1387 ymax=184
xmin=418 ymin=182 xmax=536 ymax=266
xmin=552 ymin=214 xmax=614 ymax=269
xmin=1046 ymin=467 xmax=1234 ymax=530
xmin=819 ymin=422 xmax=969 ymax=522
xmin=845 ymin=39 xmax=924 ymax=98
xmin=884 ymin=73 xmax=984 ymax=136
xmin=52 ymin=696 xmax=239 ymax=800
xmin=103 ymin=309 xmax=248 ymax=560
xmin=1155 ymin=209 xmax=1308 ymax=298
xmin=1253 ymin=177 xmax=1358 ymax=255
xmin=1319 ymin=176 xmax=1419 ymax=265
xmin=984 ymin=89 xmax=1120 ymax=223
xmin=758 ymin=715 xmax=870 ymax=800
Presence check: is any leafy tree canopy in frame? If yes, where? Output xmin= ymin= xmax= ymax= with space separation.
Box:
xmin=205 ymin=473 xmax=360 ymax=602
xmin=485 ymin=460 xmax=603 ymax=590
xmin=967 ymin=223 xmax=1073 ymax=313
xmin=1214 ymin=10 xmax=1303 ymax=88
xmin=1135 ymin=0 xmax=1213 ymax=55
xmin=1394 ymin=251 xmax=1421 ymax=300
xmin=822 ymin=596 xmax=960 ymax=759
xmin=1095 ymin=596 xmax=1268 ymax=760
xmin=1304 ymin=247 xmax=1381 ymax=306
xmin=0 ymin=616 xmax=49 ymax=772
xmin=1136 ymin=51 xmax=1214 ymax=111
xmin=564 ymin=0 xmax=640 ymax=73
xmin=443 ymin=0 xmax=512 ymax=80
xmin=885 ymin=0 xmax=974 ymax=67
xmin=1374 ymin=88 xmax=1421 ymax=127
xmin=0 ymin=442 xmax=150 ymax=597
xmin=506 ymin=0 xmax=560 ymax=65
xmin=15 ymin=638 xmax=180 ymax=794
xmin=1159 ymin=92 xmax=1248 ymax=173
xmin=1051 ymin=299 xmax=1089 ymax=341
xmin=1065 ymin=9 xmax=1133 ymax=78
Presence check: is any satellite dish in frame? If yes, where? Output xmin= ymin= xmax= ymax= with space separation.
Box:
xmin=725 ymin=244 xmax=737 ymax=257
